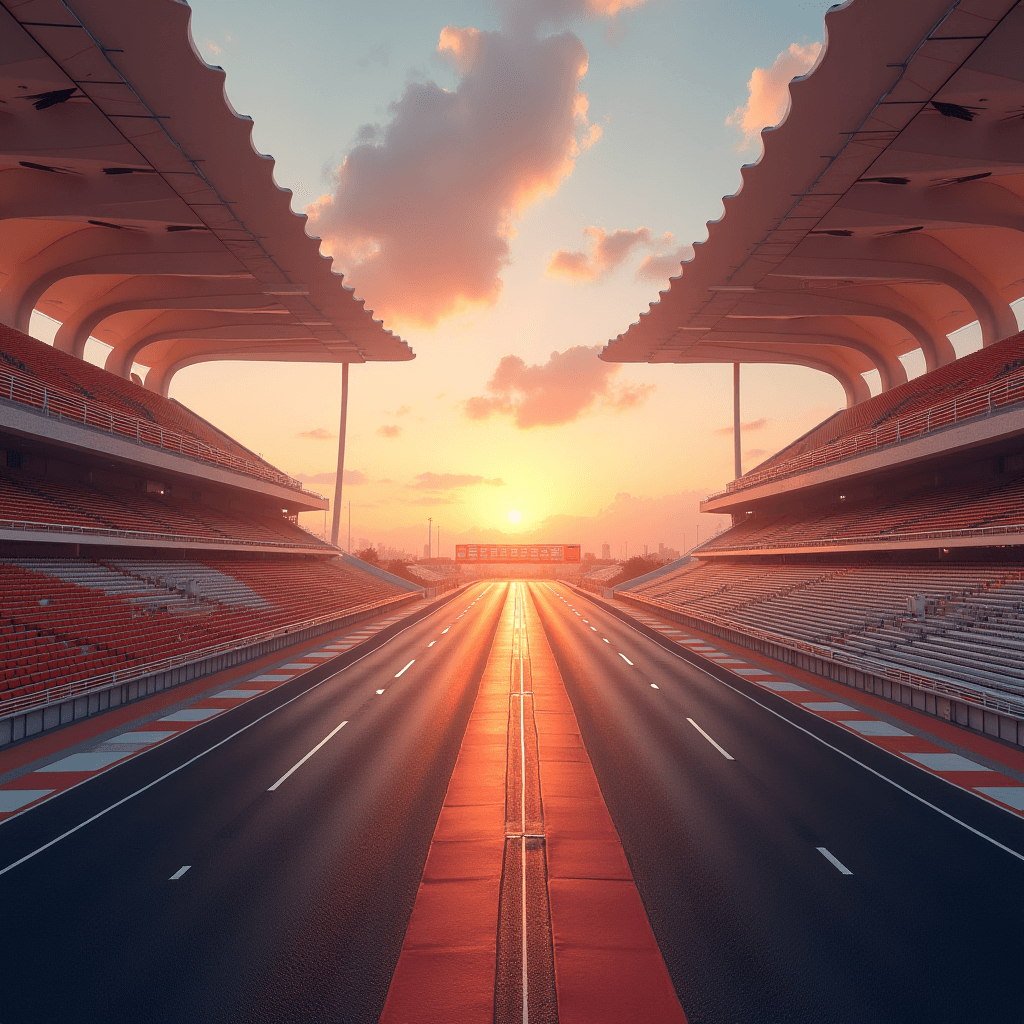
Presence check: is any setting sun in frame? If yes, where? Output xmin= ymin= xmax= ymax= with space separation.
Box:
xmin=508 ymin=509 xmax=522 ymax=524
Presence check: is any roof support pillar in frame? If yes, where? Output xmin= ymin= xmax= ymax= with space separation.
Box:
xmin=733 ymin=362 xmax=742 ymax=479
xmin=330 ymin=362 xmax=350 ymax=549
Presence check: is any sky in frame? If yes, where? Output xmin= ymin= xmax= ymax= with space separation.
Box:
xmin=37 ymin=0 xmax=996 ymax=558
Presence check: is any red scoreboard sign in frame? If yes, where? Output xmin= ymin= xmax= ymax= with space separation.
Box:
xmin=456 ymin=543 xmax=581 ymax=564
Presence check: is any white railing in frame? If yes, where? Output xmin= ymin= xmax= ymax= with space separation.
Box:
xmin=704 ymin=521 xmax=1024 ymax=554
xmin=0 ymin=516 xmax=327 ymax=550
xmin=0 ymin=365 xmax=322 ymax=497
xmin=0 ymin=590 xmax=416 ymax=721
xmin=703 ymin=364 xmax=1024 ymax=504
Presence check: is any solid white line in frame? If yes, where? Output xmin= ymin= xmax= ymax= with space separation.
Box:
xmin=395 ymin=660 xmax=415 ymax=677
xmin=587 ymin=599 xmax=1024 ymax=862
xmin=169 ymin=865 xmax=191 ymax=880
xmin=0 ymin=597 xmax=454 ymax=857
xmin=268 ymin=720 xmax=348 ymax=791
xmin=818 ymin=847 xmax=853 ymax=875
xmin=687 ymin=718 xmax=735 ymax=760
xmin=619 ymin=653 xmax=634 ymax=666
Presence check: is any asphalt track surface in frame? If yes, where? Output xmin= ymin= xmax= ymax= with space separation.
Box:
xmin=0 ymin=582 xmax=507 ymax=1024
xmin=532 ymin=582 xmax=1024 ymax=1024
xmin=4 ymin=578 xmax=1024 ymax=1023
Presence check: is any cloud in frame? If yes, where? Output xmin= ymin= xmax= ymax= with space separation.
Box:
xmin=637 ymin=241 xmax=694 ymax=284
xmin=744 ymin=448 xmax=769 ymax=459
xmin=298 ymin=469 xmax=368 ymax=486
xmin=204 ymin=41 xmax=222 ymax=56
xmin=377 ymin=424 xmax=402 ymax=438
xmin=713 ymin=417 xmax=772 ymax=436
xmin=465 ymin=345 xmax=655 ymax=428
xmin=547 ymin=226 xmax=662 ymax=282
xmin=304 ymin=3 xmax=649 ymax=325
xmin=298 ymin=426 xmax=334 ymax=440
xmin=413 ymin=473 xmax=505 ymax=490
xmin=726 ymin=42 xmax=821 ymax=149
xmin=393 ymin=405 xmax=412 ymax=416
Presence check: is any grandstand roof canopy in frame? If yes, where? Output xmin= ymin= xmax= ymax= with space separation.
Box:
xmin=0 ymin=0 xmax=413 ymax=396
xmin=602 ymin=0 xmax=1024 ymax=407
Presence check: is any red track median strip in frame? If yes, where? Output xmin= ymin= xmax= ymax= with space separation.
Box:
xmin=526 ymin=594 xmax=688 ymax=1024
xmin=378 ymin=596 xmax=513 ymax=1022
xmin=381 ymin=585 xmax=687 ymax=1021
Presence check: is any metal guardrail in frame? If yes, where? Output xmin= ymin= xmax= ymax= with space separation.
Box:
xmin=0 ymin=366 xmax=323 ymax=497
xmin=704 ymin=521 xmax=1024 ymax=554
xmin=628 ymin=593 xmax=1024 ymax=719
xmin=703 ymin=366 xmax=1024 ymax=503
xmin=0 ymin=590 xmax=415 ymax=721
xmin=0 ymin=516 xmax=328 ymax=551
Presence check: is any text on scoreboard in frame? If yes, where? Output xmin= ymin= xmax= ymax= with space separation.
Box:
xmin=455 ymin=543 xmax=581 ymax=564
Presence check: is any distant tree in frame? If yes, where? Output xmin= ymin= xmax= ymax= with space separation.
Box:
xmin=606 ymin=556 xmax=660 ymax=588
xmin=355 ymin=546 xmax=379 ymax=564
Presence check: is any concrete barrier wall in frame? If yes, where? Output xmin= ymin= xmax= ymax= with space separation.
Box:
xmin=603 ymin=589 xmax=1024 ymax=751
xmin=0 ymin=592 xmax=421 ymax=749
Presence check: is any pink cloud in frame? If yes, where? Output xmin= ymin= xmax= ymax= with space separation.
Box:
xmin=465 ymin=345 xmax=655 ymax=428
xmin=377 ymin=424 xmax=402 ymax=438
xmin=547 ymin=226 xmax=658 ymax=282
xmin=726 ymin=42 xmax=821 ymax=149
xmin=412 ymin=473 xmax=505 ymax=490
xmin=299 ymin=469 xmax=368 ymax=486
xmin=298 ymin=426 xmax=334 ymax=440
xmin=637 ymin=239 xmax=694 ymax=284
xmin=306 ymin=26 xmax=602 ymax=325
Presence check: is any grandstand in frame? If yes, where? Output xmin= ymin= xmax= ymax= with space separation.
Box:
xmin=0 ymin=3 xmax=423 ymax=747
xmin=598 ymin=0 xmax=1024 ymax=746
xmin=611 ymin=336 xmax=1024 ymax=740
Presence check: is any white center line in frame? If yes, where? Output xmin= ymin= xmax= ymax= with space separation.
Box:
xmin=687 ymin=718 xmax=734 ymax=760
xmin=376 ymin=689 xmax=385 ymax=695
xmin=442 ymin=627 xmax=450 ymax=633
xmin=427 ymin=641 xmax=436 ymax=647
xmin=590 ymin=626 xmax=597 ymax=632
xmin=169 ymin=865 xmax=191 ymax=881
xmin=651 ymin=684 xmax=660 ymax=689
xmin=395 ymin=660 xmax=415 ymax=677
xmin=603 ymin=638 xmax=610 ymax=643
xmin=619 ymin=653 xmax=634 ymax=666
xmin=817 ymin=847 xmax=853 ymax=875
xmin=268 ymin=720 xmax=348 ymax=791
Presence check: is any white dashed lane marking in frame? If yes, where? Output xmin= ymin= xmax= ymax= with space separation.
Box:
xmin=169 ymin=865 xmax=191 ymax=881
xmin=619 ymin=654 xmax=634 ymax=666
xmin=817 ymin=847 xmax=853 ymax=875
xmin=395 ymin=660 xmax=415 ymax=678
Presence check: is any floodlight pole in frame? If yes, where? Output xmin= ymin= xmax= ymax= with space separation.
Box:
xmin=428 ymin=517 xmax=433 ymax=559
xmin=733 ymin=362 xmax=742 ymax=480
xmin=330 ymin=362 xmax=350 ymax=547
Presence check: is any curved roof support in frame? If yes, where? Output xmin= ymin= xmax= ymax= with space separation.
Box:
xmin=105 ymin=320 xmax=319 ymax=378
xmin=0 ymin=227 xmax=244 ymax=334
xmin=696 ymin=317 xmax=909 ymax=391
xmin=675 ymin=342 xmax=871 ymax=407
xmin=58 ymin=289 xmax=287 ymax=363
xmin=731 ymin=287 xmax=956 ymax=370
xmin=781 ymin=235 xmax=1019 ymax=346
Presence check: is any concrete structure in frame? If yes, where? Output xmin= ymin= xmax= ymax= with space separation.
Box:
xmin=0 ymin=0 xmax=415 ymax=543
xmin=602 ymin=0 xmax=1024 ymax=408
